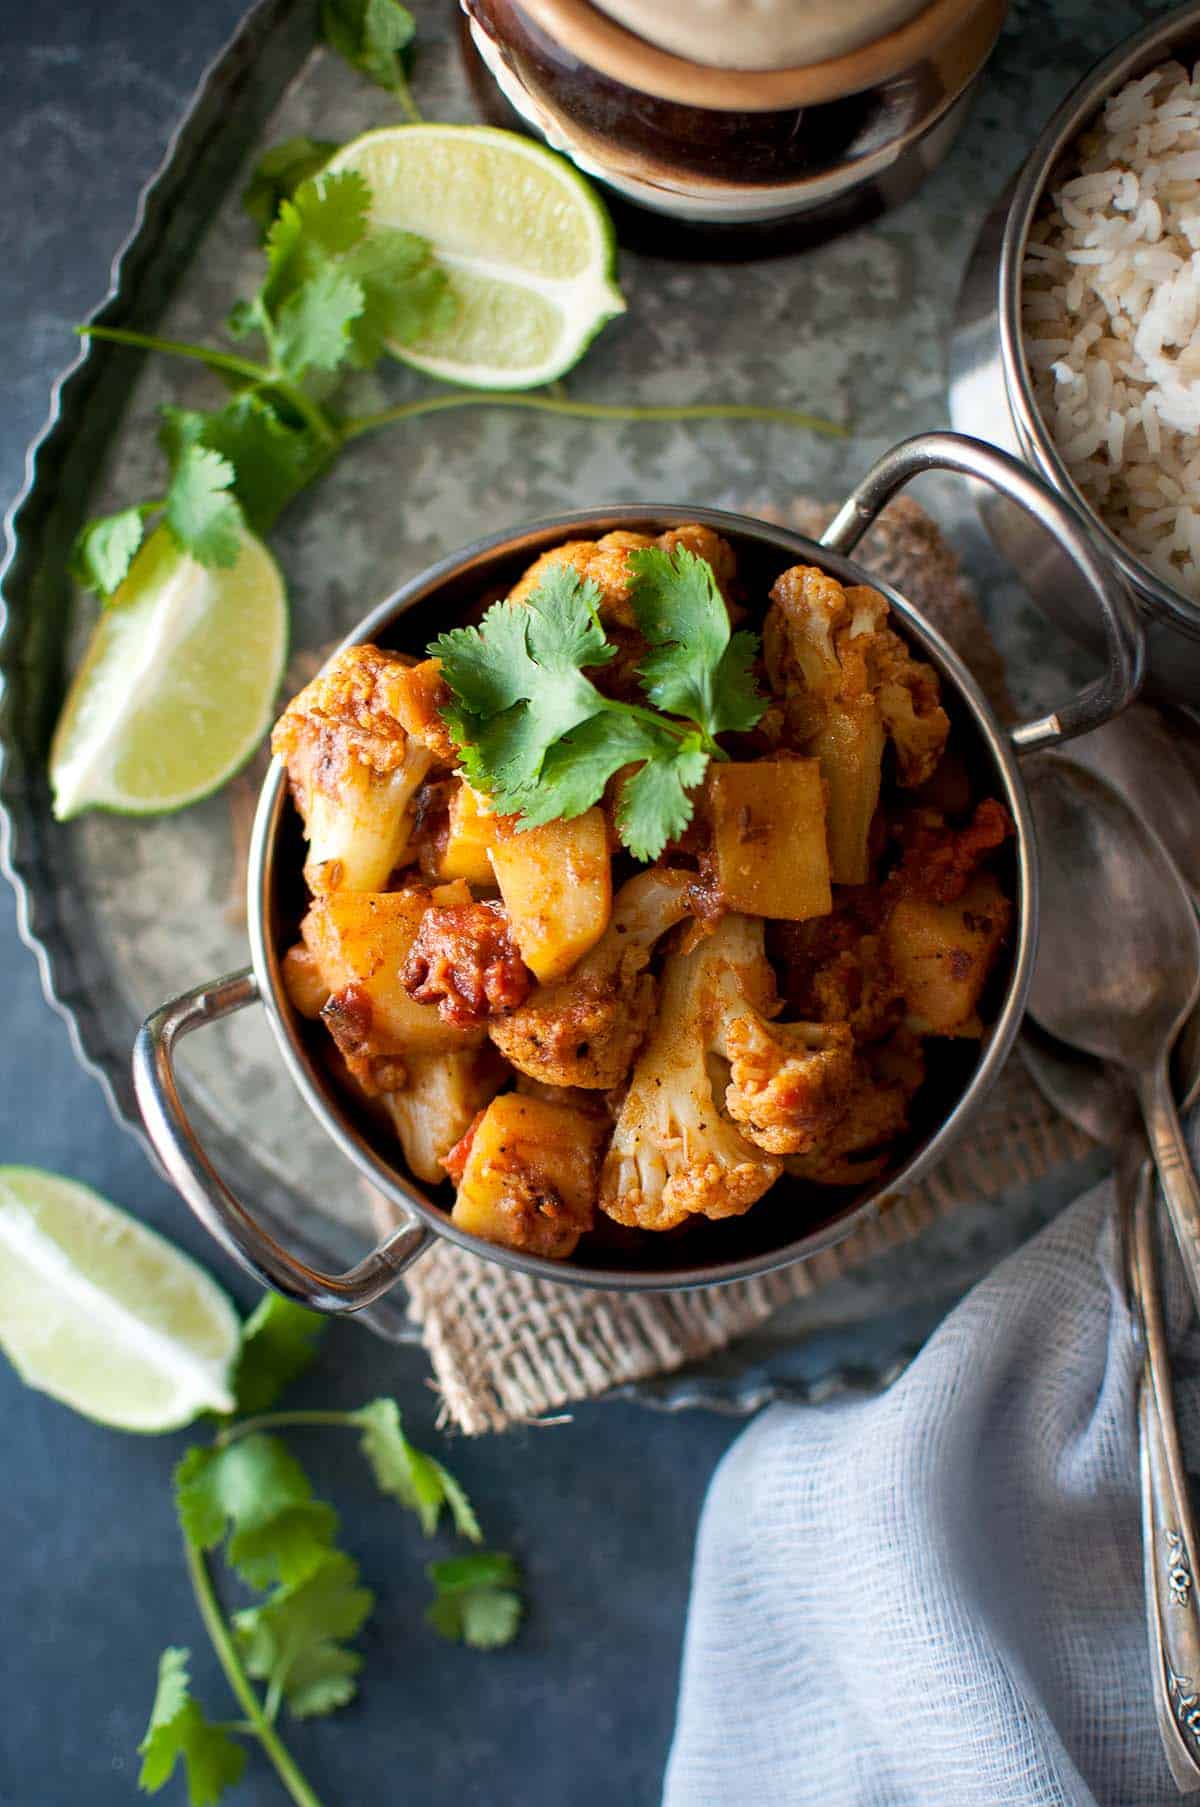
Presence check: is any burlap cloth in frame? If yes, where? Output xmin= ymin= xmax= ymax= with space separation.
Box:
xmin=396 ymin=499 xmax=1095 ymax=1434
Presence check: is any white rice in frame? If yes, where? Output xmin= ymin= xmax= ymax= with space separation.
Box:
xmin=1022 ymin=60 xmax=1200 ymax=599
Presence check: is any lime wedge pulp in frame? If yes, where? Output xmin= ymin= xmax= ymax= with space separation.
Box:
xmin=50 ymin=524 xmax=286 ymax=820
xmin=326 ymin=124 xmax=626 ymax=389
xmin=0 ymin=1167 xmax=240 ymax=1431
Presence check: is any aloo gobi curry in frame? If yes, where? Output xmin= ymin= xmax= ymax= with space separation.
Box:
xmin=274 ymin=525 xmax=1013 ymax=1261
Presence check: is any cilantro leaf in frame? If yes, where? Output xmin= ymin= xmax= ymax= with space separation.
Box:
xmin=322 ymin=0 xmax=416 ymax=95
xmin=341 ymin=228 xmax=455 ymax=364
xmin=511 ymin=712 xmax=663 ymax=828
xmin=233 ymin=1293 xmax=327 ymax=1415
xmin=264 ymin=170 xmax=370 ymax=311
xmin=70 ymin=504 xmax=150 ymax=598
xmin=616 ymin=734 xmax=708 ymax=861
xmin=243 ymin=137 xmax=339 ymax=236
xmin=234 ymin=1551 xmax=373 ymax=1719
xmin=628 ymin=545 xmax=765 ymax=739
xmin=275 ymin=265 xmax=365 ymax=375
xmin=160 ymin=398 xmax=327 ymax=534
xmin=435 ymin=1464 xmax=484 ymax=1546
xmin=174 ymin=1436 xmax=338 ymax=1589
xmin=164 ymin=444 xmax=244 ymax=568
xmin=353 ymin=1398 xmax=482 ymax=1541
xmin=425 ymin=1553 xmax=523 ymax=1650
xmin=137 ymin=1648 xmax=247 ymax=1806
xmin=431 ymin=560 xmax=750 ymax=859
xmin=435 ymin=569 xmax=615 ymax=802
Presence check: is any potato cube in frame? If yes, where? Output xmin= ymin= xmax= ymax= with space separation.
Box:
xmin=300 ymin=890 xmax=482 ymax=1058
xmin=488 ymin=808 xmax=611 ymax=981
xmin=709 ymin=758 xmax=832 ymax=921
xmin=885 ymin=872 xmax=1012 ymax=1038
xmin=451 ymin=1093 xmax=606 ymax=1260
xmin=429 ymin=781 xmax=497 ymax=887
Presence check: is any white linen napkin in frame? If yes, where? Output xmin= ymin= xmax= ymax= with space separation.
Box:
xmin=665 ymin=1173 xmax=1197 ymax=1806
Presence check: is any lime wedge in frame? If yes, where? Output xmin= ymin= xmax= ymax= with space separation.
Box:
xmin=326 ymin=124 xmax=626 ymax=389
xmin=50 ymin=524 xmax=286 ymax=820
xmin=0 ymin=1167 xmax=240 ymax=1431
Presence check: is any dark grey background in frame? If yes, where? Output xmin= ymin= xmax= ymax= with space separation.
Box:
xmin=0 ymin=1 xmax=1152 ymax=1803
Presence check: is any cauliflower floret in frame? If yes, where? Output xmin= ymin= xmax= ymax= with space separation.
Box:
xmin=599 ymin=913 xmax=782 ymax=1231
xmin=656 ymin=523 xmax=738 ymax=602
xmin=271 ymin=644 xmax=452 ymax=893
xmin=784 ymin=1028 xmax=925 ymax=1187
xmin=891 ymin=799 xmax=1013 ymax=903
xmin=507 ymin=531 xmax=655 ymax=628
xmin=763 ymin=566 xmax=949 ymax=883
xmin=381 ymin=1045 xmax=507 ymax=1185
xmin=770 ymin=901 xmax=904 ymax=1044
xmin=722 ymin=1015 xmax=856 ymax=1155
xmin=488 ymin=867 xmax=693 ymax=1089
xmin=875 ymin=631 xmax=950 ymax=788
xmin=507 ymin=525 xmax=738 ymax=629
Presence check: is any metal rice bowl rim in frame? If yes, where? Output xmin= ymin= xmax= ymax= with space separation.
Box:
xmin=997 ymin=0 xmax=1200 ymax=642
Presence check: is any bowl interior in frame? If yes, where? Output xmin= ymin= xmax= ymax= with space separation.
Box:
xmin=250 ymin=505 xmax=1032 ymax=1290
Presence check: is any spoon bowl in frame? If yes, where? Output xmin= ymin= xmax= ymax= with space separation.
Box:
xmin=1027 ymin=756 xmax=1200 ymax=1307
xmin=1028 ymin=759 xmax=1200 ymax=1069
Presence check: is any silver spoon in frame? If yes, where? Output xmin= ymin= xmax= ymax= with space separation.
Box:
xmin=1026 ymin=758 xmax=1200 ymax=1313
xmin=1065 ymin=704 xmax=1200 ymax=1094
xmin=1022 ymin=1019 xmax=1200 ymax=1791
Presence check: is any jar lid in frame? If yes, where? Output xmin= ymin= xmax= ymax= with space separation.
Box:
xmin=514 ymin=0 xmax=1004 ymax=110
xmin=592 ymin=0 xmax=931 ymax=70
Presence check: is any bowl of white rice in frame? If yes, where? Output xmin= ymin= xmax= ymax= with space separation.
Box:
xmin=951 ymin=2 xmax=1200 ymax=697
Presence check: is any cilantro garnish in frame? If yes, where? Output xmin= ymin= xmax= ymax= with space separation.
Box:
xmin=426 ymin=1552 xmax=524 ymax=1649
xmin=628 ymin=544 xmax=765 ymax=737
xmin=233 ymin=1549 xmax=373 ymax=1720
xmin=321 ymin=0 xmax=421 ymax=122
xmin=129 ymin=1298 xmax=522 ymax=1806
xmin=432 ymin=546 xmax=766 ymax=860
xmin=232 ymin=1293 xmax=327 ymax=1415
xmin=138 ymin=1649 xmax=248 ymax=1807
xmin=70 ymin=36 xmax=837 ymax=635
xmin=73 ymin=166 xmax=451 ymax=599
xmin=353 ymin=1396 xmax=483 ymax=1540
xmin=242 ymin=137 xmax=339 ymax=235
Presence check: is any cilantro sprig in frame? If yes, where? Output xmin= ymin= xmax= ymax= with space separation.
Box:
xmin=69 ymin=27 xmax=838 ymax=640
xmin=321 ymin=0 xmax=421 ymax=122
xmin=433 ymin=545 xmax=766 ymax=860
xmin=76 ymin=167 xmax=452 ymax=600
xmin=135 ymin=1295 xmax=523 ymax=1807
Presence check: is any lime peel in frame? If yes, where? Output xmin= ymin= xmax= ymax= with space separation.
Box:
xmin=50 ymin=524 xmax=286 ymax=821
xmin=326 ymin=124 xmax=626 ymax=390
xmin=0 ymin=1166 xmax=240 ymax=1432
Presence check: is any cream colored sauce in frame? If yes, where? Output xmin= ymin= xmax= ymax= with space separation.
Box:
xmin=591 ymin=0 xmax=933 ymax=70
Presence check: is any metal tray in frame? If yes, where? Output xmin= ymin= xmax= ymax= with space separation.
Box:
xmin=0 ymin=0 xmax=1106 ymax=1411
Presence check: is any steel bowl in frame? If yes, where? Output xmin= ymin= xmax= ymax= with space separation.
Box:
xmin=950 ymin=2 xmax=1200 ymax=699
xmin=132 ymin=431 xmax=1143 ymax=1314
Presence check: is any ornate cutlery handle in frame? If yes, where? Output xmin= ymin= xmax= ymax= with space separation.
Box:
xmin=1137 ymin=1055 xmax=1200 ymax=1321
xmin=1131 ymin=1162 xmax=1200 ymax=1792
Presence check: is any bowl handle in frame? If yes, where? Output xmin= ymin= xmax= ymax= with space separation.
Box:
xmin=132 ymin=967 xmax=433 ymax=1315
xmin=820 ymin=430 xmax=1145 ymax=750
